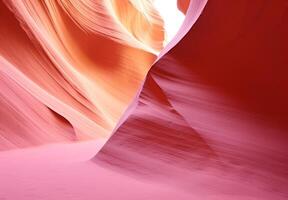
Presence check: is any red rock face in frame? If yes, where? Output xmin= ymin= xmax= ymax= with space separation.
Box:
xmin=178 ymin=0 xmax=190 ymax=14
xmin=94 ymin=0 xmax=288 ymax=197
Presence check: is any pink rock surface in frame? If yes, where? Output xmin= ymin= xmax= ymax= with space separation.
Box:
xmin=0 ymin=140 xmax=285 ymax=200
xmin=0 ymin=0 xmax=288 ymax=199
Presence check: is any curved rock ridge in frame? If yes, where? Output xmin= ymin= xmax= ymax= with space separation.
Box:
xmin=94 ymin=0 xmax=288 ymax=198
xmin=0 ymin=0 xmax=288 ymax=199
xmin=0 ymin=0 xmax=165 ymax=149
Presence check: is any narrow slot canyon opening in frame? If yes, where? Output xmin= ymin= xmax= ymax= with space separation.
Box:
xmin=153 ymin=0 xmax=185 ymax=45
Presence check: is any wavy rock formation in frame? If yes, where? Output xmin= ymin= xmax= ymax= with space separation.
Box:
xmin=0 ymin=0 xmax=164 ymax=149
xmin=94 ymin=0 xmax=288 ymax=197
xmin=0 ymin=0 xmax=288 ymax=199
